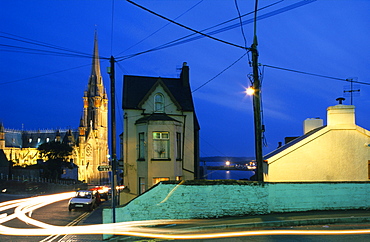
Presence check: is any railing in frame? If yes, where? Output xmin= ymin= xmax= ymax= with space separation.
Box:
xmin=0 ymin=173 xmax=77 ymax=185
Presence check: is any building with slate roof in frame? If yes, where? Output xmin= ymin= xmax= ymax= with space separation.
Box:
xmin=263 ymin=101 xmax=370 ymax=182
xmin=120 ymin=62 xmax=200 ymax=204
xmin=0 ymin=34 xmax=109 ymax=184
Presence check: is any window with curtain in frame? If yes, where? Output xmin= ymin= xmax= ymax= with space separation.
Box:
xmin=153 ymin=131 xmax=169 ymax=159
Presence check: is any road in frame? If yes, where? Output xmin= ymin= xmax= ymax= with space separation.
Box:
xmin=0 ymin=193 xmax=88 ymax=242
xmin=1 ymin=193 xmax=369 ymax=242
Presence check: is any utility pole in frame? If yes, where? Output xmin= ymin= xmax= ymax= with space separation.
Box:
xmin=109 ymin=55 xmax=117 ymax=223
xmin=251 ymin=0 xmax=264 ymax=182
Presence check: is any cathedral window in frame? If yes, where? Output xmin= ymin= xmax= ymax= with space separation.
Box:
xmin=154 ymin=93 xmax=164 ymax=113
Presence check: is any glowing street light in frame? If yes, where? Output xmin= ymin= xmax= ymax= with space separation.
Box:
xmin=245 ymin=87 xmax=255 ymax=96
xmin=225 ymin=161 xmax=230 ymax=166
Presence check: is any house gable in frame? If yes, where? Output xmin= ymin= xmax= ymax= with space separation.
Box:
xmin=139 ymin=79 xmax=182 ymax=114
xmin=264 ymin=104 xmax=370 ymax=182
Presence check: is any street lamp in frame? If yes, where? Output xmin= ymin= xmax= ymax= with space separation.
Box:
xmin=245 ymin=87 xmax=255 ymax=96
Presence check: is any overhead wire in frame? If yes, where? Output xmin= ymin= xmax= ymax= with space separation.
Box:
xmin=234 ymin=0 xmax=248 ymax=49
xmin=0 ymin=32 xmax=94 ymax=58
xmin=0 ymin=43 xmax=95 ymax=58
xmin=116 ymin=0 xmax=314 ymax=62
xmin=116 ymin=0 xmax=283 ymax=62
xmin=125 ymin=0 xmax=249 ymax=53
xmin=0 ymin=64 xmax=91 ymax=86
xmin=116 ymin=0 xmax=204 ymax=56
xmin=191 ymin=52 xmax=248 ymax=93
xmin=263 ymin=64 xmax=370 ymax=86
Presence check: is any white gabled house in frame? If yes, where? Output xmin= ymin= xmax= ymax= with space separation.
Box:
xmin=264 ymin=102 xmax=370 ymax=182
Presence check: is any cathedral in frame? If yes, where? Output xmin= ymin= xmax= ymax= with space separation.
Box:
xmin=0 ymin=35 xmax=109 ymax=185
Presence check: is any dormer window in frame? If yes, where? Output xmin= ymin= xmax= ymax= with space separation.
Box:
xmin=154 ymin=93 xmax=164 ymax=113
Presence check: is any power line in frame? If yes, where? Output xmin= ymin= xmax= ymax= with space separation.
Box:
xmin=0 ymin=43 xmax=95 ymax=58
xmin=117 ymin=0 xmax=204 ymax=56
xmin=192 ymin=52 xmax=248 ymax=93
xmin=234 ymin=0 xmax=248 ymax=49
xmin=0 ymin=32 xmax=93 ymax=57
xmin=0 ymin=64 xmax=91 ymax=86
xmin=125 ymin=0 xmax=249 ymax=51
xmin=263 ymin=64 xmax=370 ymax=86
xmin=116 ymin=0 xmax=312 ymax=62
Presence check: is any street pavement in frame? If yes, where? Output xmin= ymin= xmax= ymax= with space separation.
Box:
xmin=64 ymin=202 xmax=370 ymax=241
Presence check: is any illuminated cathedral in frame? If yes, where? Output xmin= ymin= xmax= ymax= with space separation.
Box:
xmin=0 ymin=35 xmax=109 ymax=184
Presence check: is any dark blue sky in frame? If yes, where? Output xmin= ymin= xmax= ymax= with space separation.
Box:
xmin=1 ymin=0 xmax=369 ymax=158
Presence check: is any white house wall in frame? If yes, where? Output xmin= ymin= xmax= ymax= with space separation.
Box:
xmin=265 ymin=126 xmax=370 ymax=181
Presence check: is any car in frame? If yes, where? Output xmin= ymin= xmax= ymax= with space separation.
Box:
xmin=68 ymin=190 xmax=98 ymax=211
xmin=89 ymin=186 xmax=109 ymax=200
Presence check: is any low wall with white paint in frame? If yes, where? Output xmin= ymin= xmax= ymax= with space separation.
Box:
xmin=103 ymin=181 xmax=370 ymax=224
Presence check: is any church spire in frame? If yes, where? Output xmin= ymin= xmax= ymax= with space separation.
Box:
xmin=90 ymin=31 xmax=101 ymax=84
xmin=82 ymin=32 xmax=108 ymax=133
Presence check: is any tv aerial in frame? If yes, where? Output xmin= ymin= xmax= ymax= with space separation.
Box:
xmin=343 ymin=77 xmax=360 ymax=105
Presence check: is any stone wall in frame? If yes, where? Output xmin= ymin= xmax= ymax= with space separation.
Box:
xmin=103 ymin=181 xmax=370 ymax=224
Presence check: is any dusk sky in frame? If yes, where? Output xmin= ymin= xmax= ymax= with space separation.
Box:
xmin=1 ymin=0 xmax=369 ymax=158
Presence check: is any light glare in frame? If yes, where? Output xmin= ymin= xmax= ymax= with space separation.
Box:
xmin=246 ymin=87 xmax=255 ymax=95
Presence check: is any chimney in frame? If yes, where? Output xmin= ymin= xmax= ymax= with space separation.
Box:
xmin=327 ymin=98 xmax=355 ymax=127
xmin=327 ymin=104 xmax=355 ymax=126
xmin=303 ymin=118 xmax=323 ymax=134
xmin=180 ymin=62 xmax=189 ymax=87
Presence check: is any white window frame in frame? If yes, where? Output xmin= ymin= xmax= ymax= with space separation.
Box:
xmin=152 ymin=131 xmax=170 ymax=159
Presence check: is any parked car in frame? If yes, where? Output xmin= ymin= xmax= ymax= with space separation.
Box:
xmin=68 ymin=190 xmax=98 ymax=211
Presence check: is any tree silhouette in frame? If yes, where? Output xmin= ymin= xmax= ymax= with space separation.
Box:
xmin=37 ymin=141 xmax=73 ymax=179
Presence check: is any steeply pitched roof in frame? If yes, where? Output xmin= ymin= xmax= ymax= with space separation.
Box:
xmin=122 ymin=65 xmax=195 ymax=112
xmin=264 ymin=125 xmax=327 ymax=160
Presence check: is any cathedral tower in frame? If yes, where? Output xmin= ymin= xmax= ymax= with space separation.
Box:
xmin=78 ymin=33 xmax=109 ymax=184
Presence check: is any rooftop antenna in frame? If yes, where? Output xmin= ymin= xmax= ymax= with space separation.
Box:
xmin=343 ymin=77 xmax=360 ymax=105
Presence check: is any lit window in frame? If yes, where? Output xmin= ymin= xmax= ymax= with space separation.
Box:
xmin=46 ymin=137 xmax=50 ymax=142
xmin=37 ymin=138 xmax=41 ymax=143
xmin=153 ymin=177 xmax=169 ymax=184
xmin=154 ymin=93 xmax=164 ymax=113
xmin=153 ymin=132 xmax=169 ymax=159
xmin=29 ymin=138 xmax=32 ymax=143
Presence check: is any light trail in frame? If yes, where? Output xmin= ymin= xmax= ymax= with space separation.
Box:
xmin=0 ymin=192 xmax=369 ymax=239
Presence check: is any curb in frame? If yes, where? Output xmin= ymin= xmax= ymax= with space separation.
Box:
xmin=107 ymin=216 xmax=370 ymax=241
xmin=190 ymin=216 xmax=370 ymax=230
